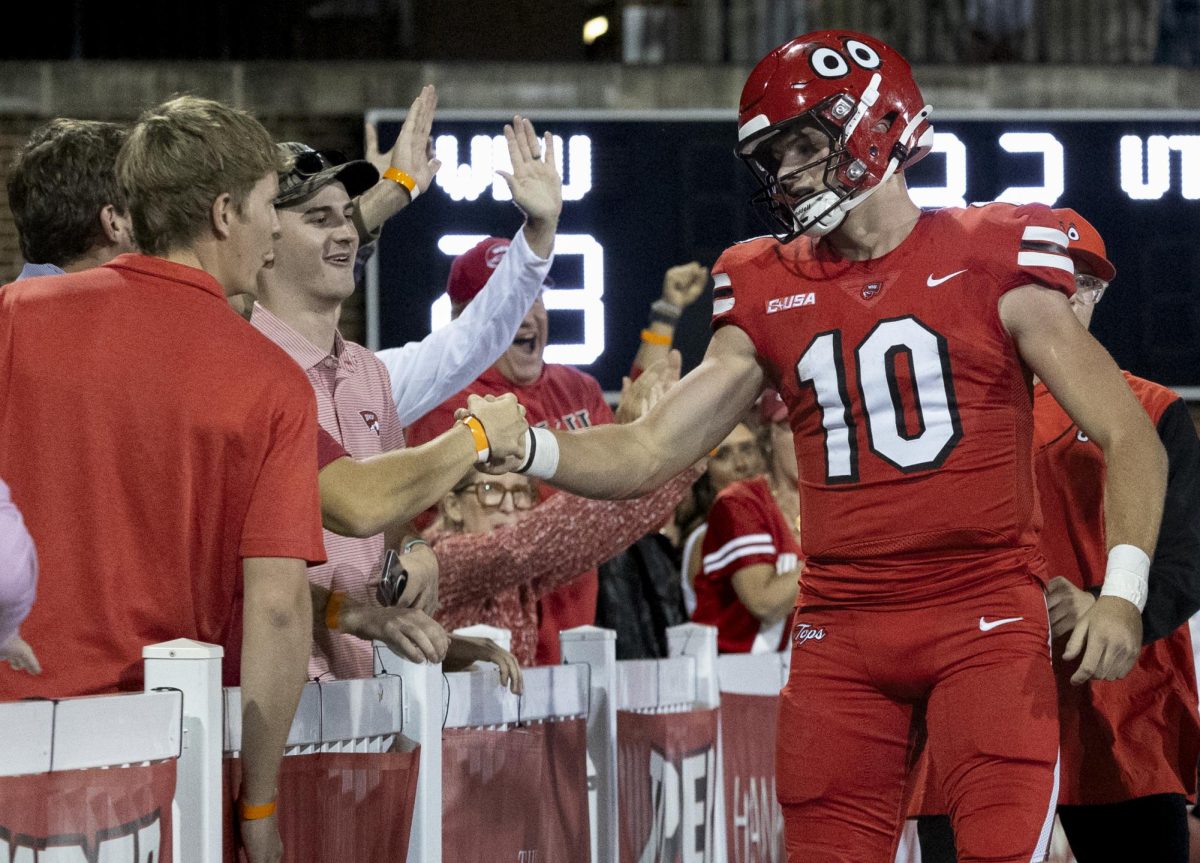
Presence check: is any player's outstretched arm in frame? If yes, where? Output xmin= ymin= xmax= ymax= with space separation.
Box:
xmin=514 ymin=324 xmax=764 ymax=499
xmin=1001 ymin=284 xmax=1167 ymax=684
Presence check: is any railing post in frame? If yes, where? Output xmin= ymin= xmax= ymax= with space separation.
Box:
xmin=667 ymin=622 xmax=727 ymax=863
xmin=143 ymin=638 xmax=224 ymax=863
xmin=560 ymin=625 xmax=618 ymax=863
xmin=376 ymin=645 xmax=442 ymax=863
xmin=451 ymin=624 xmax=513 ymax=654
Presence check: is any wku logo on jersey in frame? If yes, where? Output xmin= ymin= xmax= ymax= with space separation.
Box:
xmin=360 ymin=410 xmax=381 ymax=434
xmin=766 ymin=292 xmax=816 ymax=314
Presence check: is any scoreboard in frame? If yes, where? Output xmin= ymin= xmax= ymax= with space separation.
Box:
xmin=366 ymin=110 xmax=1200 ymax=394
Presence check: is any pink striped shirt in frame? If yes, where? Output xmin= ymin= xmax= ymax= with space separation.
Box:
xmin=251 ymin=303 xmax=405 ymax=679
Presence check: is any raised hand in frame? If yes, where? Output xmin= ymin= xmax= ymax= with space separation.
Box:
xmin=497 ymin=116 xmax=562 ymax=257
xmin=662 ymin=262 xmax=709 ymax=309
xmin=364 ymin=84 xmax=441 ymax=197
xmin=615 ymin=350 xmax=682 ymax=424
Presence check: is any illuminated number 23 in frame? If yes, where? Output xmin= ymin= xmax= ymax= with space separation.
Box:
xmin=796 ymin=316 xmax=963 ymax=484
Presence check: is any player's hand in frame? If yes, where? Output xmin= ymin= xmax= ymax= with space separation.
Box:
xmin=239 ymin=812 xmax=283 ymax=863
xmin=364 ymin=84 xmax=441 ymax=197
xmin=464 ymin=393 xmax=529 ymax=461
xmin=662 ymin=262 xmax=709 ymax=309
xmin=1046 ymin=576 xmax=1096 ymax=640
xmin=497 ymin=116 xmax=563 ymax=229
xmin=340 ymin=602 xmax=450 ymax=664
xmin=396 ymin=541 xmax=439 ymax=615
xmin=0 ymin=633 xmax=40 ymax=675
xmin=1062 ymin=595 xmax=1142 ymax=685
xmin=615 ymin=350 xmax=682 ymax=424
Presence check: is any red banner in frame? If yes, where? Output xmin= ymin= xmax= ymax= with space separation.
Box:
xmin=223 ymin=749 xmax=420 ymax=863
xmin=720 ymin=693 xmax=785 ymax=863
xmin=442 ymin=719 xmax=591 ymax=863
xmin=0 ymin=760 xmax=175 ymax=863
xmin=618 ymin=708 xmax=721 ymax=863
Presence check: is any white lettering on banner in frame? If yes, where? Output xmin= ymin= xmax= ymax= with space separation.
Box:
xmin=731 ymin=775 xmax=785 ymax=863
xmin=434 ymin=134 xmax=593 ymax=202
xmin=1120 ymin=134 xmax=1200 ymax=200
xmin=432 ymin=233 xmax=606 ymax=366
xmin=638 ymin=746 xmax=718 ymax=863
xmin=0 ymin=811 xmax=160 ymax=863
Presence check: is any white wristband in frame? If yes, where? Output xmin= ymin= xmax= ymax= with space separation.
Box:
xmin=1100 ymin=543 xmax=1150 ymax=612
xmin=517 ymin=427 xmax=560 ymax=480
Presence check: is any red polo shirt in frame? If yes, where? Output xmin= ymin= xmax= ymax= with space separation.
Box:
xmin=0 ymin=254 xmax=326 ymax=696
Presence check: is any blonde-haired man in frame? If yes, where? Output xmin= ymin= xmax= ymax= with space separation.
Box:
xmin=0 ymin=95 xmax=324 ymax=863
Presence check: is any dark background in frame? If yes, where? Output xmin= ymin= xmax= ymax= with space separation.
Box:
xmin=370 ymin=114 xmax=1200 ymax=392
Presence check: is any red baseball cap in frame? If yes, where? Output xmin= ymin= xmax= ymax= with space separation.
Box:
xmin=446 ymin=237 xmax=511 ymax=306
xmin=1052 ymin=208 xmax=1116 ymax=282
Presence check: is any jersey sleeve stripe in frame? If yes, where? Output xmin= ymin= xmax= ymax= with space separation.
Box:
xmin=712 ymin=272 xmax=735 ymax=316
xmin=1017 ymin=250 xmax=1075 ymax=274
xmin=713 ymin=272 xmax=732 ymax=289
xmin=1022 ymin=226 xmax=1069 ymax=248
xmin=704 ymin=543 xmax=778 ymax=574
xmin=702 ymin=533 xmax=773 ymax=566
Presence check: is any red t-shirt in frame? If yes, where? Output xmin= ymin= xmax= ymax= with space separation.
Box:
xmin=693 ymin=476 xmax=801 ymax=653
xmin=0 ymin=254 xmax=326 ymax=696
xmin=712 ymin=203 xmax=1075 ymax=606
xmin=1035 ymin=374 xmax=1200 ymax=804
xmin=317 ymin=427 xmax=349 ymax=469
xmin=407 ymin=362 xmax=614 ymax=663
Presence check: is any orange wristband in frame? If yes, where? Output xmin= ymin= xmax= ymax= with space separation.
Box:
xmin=382 ymin=167 xmax=419 ymax=199
xmin=239 ymin=798 xmax=277 ymax=821
xmin=325 ymin=590 xmax=346 ymax=632
xmin=462 ymin=415 xmax=491 ymax=463
xmin=640 ymin=328 xmax=672 ymax=347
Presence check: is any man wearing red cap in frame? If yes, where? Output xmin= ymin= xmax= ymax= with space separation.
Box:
xmin=1037 ymin=209 xmax=1200 ymax=861
xmin=479 ymin=31 xmax=1171 ymax=862
xmin=406 ymin=235 xmax=616 ymax=665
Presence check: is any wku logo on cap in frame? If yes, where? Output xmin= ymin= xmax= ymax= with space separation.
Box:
xmin=485 ymin=245 xmax=509 ymax=268
xmin=360 ymin=410 xmax=380 ymax=435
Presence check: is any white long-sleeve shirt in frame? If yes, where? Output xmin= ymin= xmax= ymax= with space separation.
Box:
xmin=375 ymin=229 xmax=552 ymax=427
xmin=0 ymin=479 xmax=37 ymax=648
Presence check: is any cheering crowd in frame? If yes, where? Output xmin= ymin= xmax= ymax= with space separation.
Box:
xmin=2 ymin=26 xmax=1200 ymax=863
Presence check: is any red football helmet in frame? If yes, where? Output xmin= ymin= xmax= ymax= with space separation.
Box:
xmin=737 ymin=30 xmax=934 ymax=240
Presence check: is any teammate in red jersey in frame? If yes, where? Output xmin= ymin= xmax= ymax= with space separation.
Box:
xmin=1038 ymin=210 xmax=1200 ymax=861
xmin=476 ymin=30 xmax=1167 ymax=862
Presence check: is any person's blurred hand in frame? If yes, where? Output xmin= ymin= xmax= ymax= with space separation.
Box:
xmin=662 ymin=262 xmax=709 ymax=309
xmin=498 ymin=116 xmax=563 ymax=229
xmin=1046 ymin=576 xmax=1096 ymax=640
xmin=0 ymin=633 xmax=40 ymax=675
xmin=1063 ymin=595 xmax=1142 ymax=685
xmin=445 ymin=635 xmax=524 ymax=695
xmin=396 ymin=541 xmax=439 ymax=615
xmin=239 ymin=813 xmax=282 ymax=863
xmin=615 ymin=350 xmax=682 ymax=424
xmin=340 ymin=603 xmax=450 ymax=664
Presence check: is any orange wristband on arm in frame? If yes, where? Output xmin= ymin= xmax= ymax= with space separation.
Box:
xmin=382 ymin=167 xmax=419 ymax=200
xmin=325 ymin=590 xmax=346 ymax=632
xmin=640 ymin=328 xmax=672 ymax=347
xmin=239 ymin=798 xmax=277 ymax=821
xmin=461 ymin=415 xmax=491 ymax=463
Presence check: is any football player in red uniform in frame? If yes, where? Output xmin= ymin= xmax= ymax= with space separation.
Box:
xmin=480 ymin=31 xmax=1168 ymax=862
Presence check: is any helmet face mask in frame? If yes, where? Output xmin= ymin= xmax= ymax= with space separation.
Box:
xmin=736 ymin=30 xmax=934 ymax=241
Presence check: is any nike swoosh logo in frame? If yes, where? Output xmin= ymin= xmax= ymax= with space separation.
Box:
xmin=979 ymin=616 xmax=1024 ymax=632
xmin=927 ymin=269 xmax=968 ymax=287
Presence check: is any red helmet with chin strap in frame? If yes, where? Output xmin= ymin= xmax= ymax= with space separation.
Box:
xmin=737 ymin=30 xmax=934 ymax=240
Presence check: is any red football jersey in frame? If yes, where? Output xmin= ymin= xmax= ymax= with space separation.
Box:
xmin=694 ymin=476 xmax=801 ymax=653
xmin=712 ymin=203 xmax=1074 ymax=605
xmin=406 ymin=362 xmax=615 ymax=664
xmin=1035 ymin=375 xmax=1200 ymax=805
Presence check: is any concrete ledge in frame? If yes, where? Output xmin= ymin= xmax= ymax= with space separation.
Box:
xmin=0 ymin=61 xmax=1195 ymax=117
